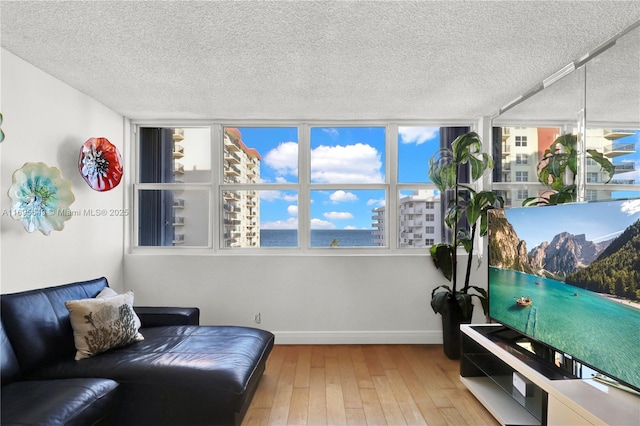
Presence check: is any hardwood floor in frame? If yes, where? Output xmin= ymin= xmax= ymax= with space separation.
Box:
xmin=243 ymin=344 xmax=499 ymax=425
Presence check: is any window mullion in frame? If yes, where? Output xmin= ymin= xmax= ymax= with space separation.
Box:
xmin=388 ymin=124 xmax=398 ymax=249
xmin=298 ymin=124 xmax=310 ymax=250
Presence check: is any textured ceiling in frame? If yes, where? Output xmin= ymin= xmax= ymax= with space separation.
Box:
xmin=2 ymin=1 xmax=640 ymax=122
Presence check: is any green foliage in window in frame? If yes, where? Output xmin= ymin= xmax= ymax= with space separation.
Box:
xmin=523 ymin=134 xmax=614 ymax=206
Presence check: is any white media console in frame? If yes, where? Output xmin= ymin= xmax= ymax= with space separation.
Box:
xmin=460 ymin=324 xmax=640 ymax=425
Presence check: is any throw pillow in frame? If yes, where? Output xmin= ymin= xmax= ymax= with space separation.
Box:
xmin=96 ymin=287 xmax=143 ymax=331
xmin=96 ymin=287 xmax=118 ymax=298
xmin=65 ymin=291 xmax=144 ymax=360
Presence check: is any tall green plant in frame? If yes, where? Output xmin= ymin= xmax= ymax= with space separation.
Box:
xmin=523 ymin=133 xmax=614 ymax=206
xmin=428 ymin=132 xmax=503 ymax=318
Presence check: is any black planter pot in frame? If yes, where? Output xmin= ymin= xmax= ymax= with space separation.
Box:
xmin=441 ymin=298 xmax=473 ymax=360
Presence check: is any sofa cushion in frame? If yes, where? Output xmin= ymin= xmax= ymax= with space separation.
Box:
xmin=1 ymin=378 xmax=119 ymax=426
xmin=65 ymin=291 xmax=144 ymax=360
xmin=31 ymin=325 xmax=275 ymax=423
xmin=0 ymin=320 xmax=21 ymax=385
xmin=1 ymin=278 xmax=108 ymax=375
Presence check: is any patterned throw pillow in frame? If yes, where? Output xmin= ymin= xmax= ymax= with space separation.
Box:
xmin=65 ymin=291 xmax=144 ymax=360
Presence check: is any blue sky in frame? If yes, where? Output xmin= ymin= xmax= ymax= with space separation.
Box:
xmin=236 ymin=126 xmax=441 ymax=230
xmin=505 ymin=198 xmax=640 ymax=249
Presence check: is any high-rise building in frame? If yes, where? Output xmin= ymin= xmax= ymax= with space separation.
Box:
xmin=223 ymin=128 xmax=261 ymax=248
xmin=372 ymin=189 xmax=442 ymax=247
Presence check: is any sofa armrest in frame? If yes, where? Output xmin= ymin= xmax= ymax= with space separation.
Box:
xmin=134 ymin=307 xmax=200 ymax=327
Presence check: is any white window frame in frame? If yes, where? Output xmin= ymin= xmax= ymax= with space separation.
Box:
xmin=129 ymin=120 xmax=476 ymax=254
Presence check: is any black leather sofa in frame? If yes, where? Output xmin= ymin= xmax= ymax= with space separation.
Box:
xmin=1 ymin=277 xmax=275 ymax=425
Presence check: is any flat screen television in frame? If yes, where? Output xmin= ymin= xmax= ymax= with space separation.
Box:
xmin=487 ymin=198 xmax=640 ymax=393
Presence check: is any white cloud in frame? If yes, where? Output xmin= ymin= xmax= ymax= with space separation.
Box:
xmin=344 ymin=225 xmax=358 ymax=230
xmin=323 ymin=128 xmax=339 ymax=137
xmin=366 ymin=198 xmax=385 ymax=207
xmin=399 ymin=126 xmax=438 ymax=145
xmin=330 ymin=190 xmax=358 ymax=203
xmin=260 ymin=190 xmax=298 ymax=202
xmin=311 ymin=143 xmax=383 ymax=183
xmin=263 ymin=142 xmax=298 ymax=177
xmin=287 ymin=205 xmax=298 ymax=216
xmin=310 ymin=218 xmax=336 ymax=229
xmin=621 ymin=199 xmax=640 ymax=215
xmin=324 ymin=211 xmax=354 ymax=220
xmin=261 ymin=217 xmax=298 ymax=230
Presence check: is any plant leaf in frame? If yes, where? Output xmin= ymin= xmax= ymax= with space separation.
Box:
xmin=431 ymin=288 xmax=452 ymax=314
xmin=587 ymin=149 xmax=614 ymax=183
xmin=429 ymin=244 xmax=453 ymax=281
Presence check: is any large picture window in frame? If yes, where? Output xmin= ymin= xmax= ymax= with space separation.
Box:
xmin=134 ymin=123 xmax=472 ymax=250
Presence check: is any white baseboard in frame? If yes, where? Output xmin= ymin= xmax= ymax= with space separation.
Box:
xmin=272 ymin=330 xmax=443 ymax=345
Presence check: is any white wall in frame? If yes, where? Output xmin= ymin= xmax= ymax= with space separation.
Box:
xmin=124 ymin=252 xmax=488 ymax=344
xmin=0 ymin=49 xmax=125 ymax=293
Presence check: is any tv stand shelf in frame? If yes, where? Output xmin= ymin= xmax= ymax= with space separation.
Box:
xmin=461 ymin=324 xmax=640 ymax=425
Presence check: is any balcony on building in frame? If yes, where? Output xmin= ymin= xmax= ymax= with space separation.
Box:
xmin=603 ymin=129 xmax=635 ymax=140
xmin=613 ymin=162 xmax=636 ymax=174
xmin=603 ymin=142 xmax=636 ymax=158
xmin=611 ymin=179 xmax=636 ymax=184
xmin=173 ymin=144 xmax=184 ymax=158
xmin=223 ymin=191 xmax=240 ymax=201
xmin=172 ymin=233 xmax=185 ymax=245
xmin=224 ymin=163 xmax=241 ymax=177
xmin=224 ymin=150 xmax=241 ymax=164
xmin=224 ymin=137 xmax=240 ymax=151
xmin=501 ymin=142 xmax=510 ymax=157
xmin=501 ymin=127 xmax=510 ymax=142
xmin=172 ymin=128 xmax=184 ymax=142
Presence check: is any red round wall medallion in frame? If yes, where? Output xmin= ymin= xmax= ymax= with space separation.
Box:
xmin=78 ymin=137 xmax=123 ymax=191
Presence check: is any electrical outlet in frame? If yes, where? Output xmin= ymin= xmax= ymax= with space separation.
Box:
xmin=254 ymin=312 xmax=261 ymax=324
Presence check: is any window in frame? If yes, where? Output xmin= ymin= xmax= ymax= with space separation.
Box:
xmin=134 ymin=123 xmax=473 ymax=250
xmin=587 ymin=172 xmax=600 ymax=183
xmin=493 ymin=127 xmax=640 ymax=207
xmin=398 ymin=126 xmax=439 ymax=183
xmin=586 ymin=189 xmax=598 ymax=201
xmin=308 ymin=126 xmax=386 ymax=247
xmin=222 ymin=127 xmax=298 ymax=248
xmin=137 ymin=127 xmax=212 ymax=247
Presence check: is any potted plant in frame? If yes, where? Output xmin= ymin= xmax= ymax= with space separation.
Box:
xmin=428 ymin=131 xmax=503 ymax=359
xmin=523 ymin=133 xmax=613 ymax=206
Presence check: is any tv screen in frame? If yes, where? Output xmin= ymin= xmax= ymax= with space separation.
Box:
xmin=488 ymin=198 xmax=640 ymax=393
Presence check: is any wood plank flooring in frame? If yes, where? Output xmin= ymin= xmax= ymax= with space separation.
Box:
xmin=243 ymin=344 xmax=499 ymax=426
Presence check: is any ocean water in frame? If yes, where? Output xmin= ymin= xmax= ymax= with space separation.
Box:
xmin=489 ymin=267 xmax=640 ymax=391
xmin=261 ymin=229 xmax=379 ymax=247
